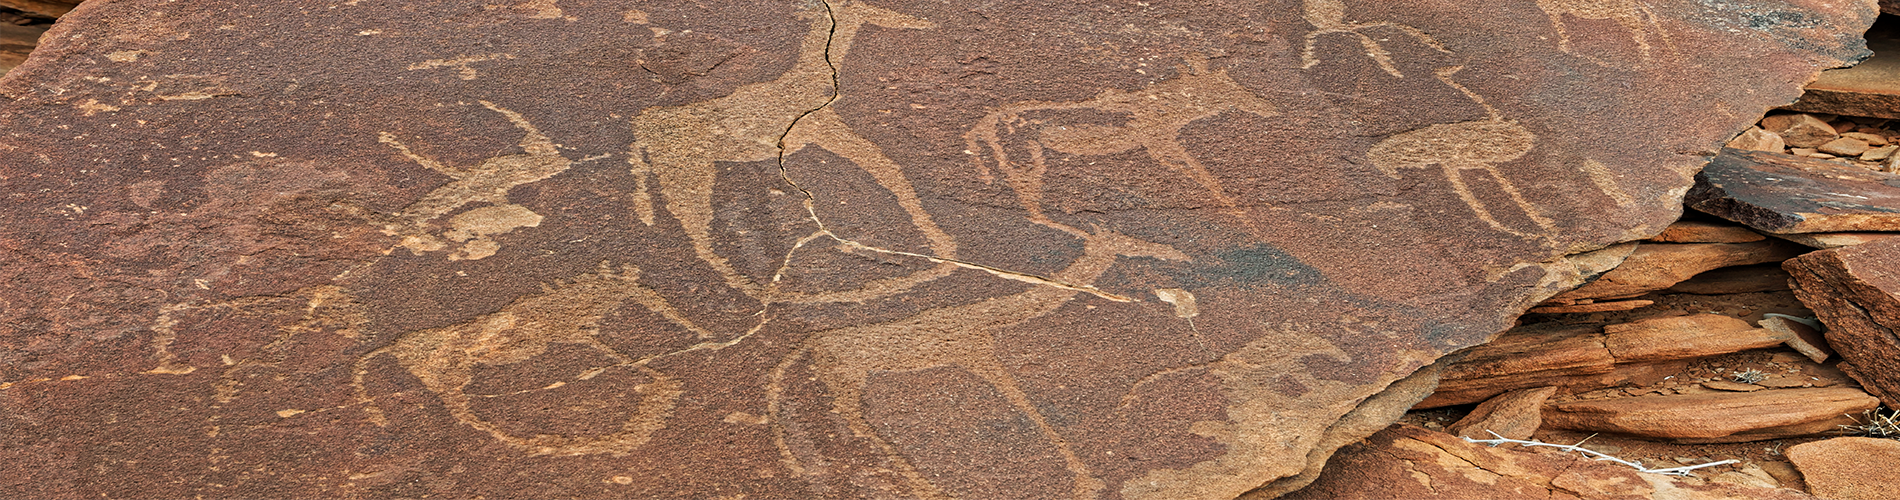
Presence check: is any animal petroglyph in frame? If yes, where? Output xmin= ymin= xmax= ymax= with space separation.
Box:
xmin=353 ymin=263 xmax=694 ymax=456
xmin=146 ymin=286 xmax=368 ymax=377
xmin=628 ymin=0 xmax=957 ymax=302
xmin=964 ymin=56 xmax=1277 ymax=235
xmin=379 ymin=101 xmax=570 ymax=261
xmin=1536 ymin=0 xmax=1676 ymax=66
xmin=1366 ymin=66 xmax=1554 ymax=240
xmin=771 ymin=228 xmax=1190 ymax=500
xmin=1299 ymin=0 xmax=1451 ymax=77
xmin=1124 ymin=323 xmax=1405 ymax=500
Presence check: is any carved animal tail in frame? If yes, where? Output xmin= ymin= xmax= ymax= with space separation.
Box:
xmin=626 ymin=148 xmax=657 ymax=226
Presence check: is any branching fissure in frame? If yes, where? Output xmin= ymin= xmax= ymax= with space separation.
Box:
xmin=767 ymin=0 xmax=1135 ymax=303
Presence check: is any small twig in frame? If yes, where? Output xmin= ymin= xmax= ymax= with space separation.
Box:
xmin=1463 ymin=430 xmax=1738 ymax=477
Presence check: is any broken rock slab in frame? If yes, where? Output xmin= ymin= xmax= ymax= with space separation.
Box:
xmin=1541 ymin=387 xmax=1879 ymax=442
xmin=1548 ymin=240 xmax=1804 ymax=301
xmin=1281 ymin=424 xmax=1817 ymax=500
xmin=1602 ymin=313 xmax=1791 ymax=363
xmin=0 ymin=0 xmax=1877 ymax=499
xmin=1446 ymin=385 xmax=1555 ymax=440
xmin=1782 ymin=15 xmax=1900 ymax=120
xmin=1785 ymin=236 xmax=1900 ymax=408
xmin=1645 ymin=220 xmax=1766 ymax=244
xmin=1787 ymin=437 xmax=1900 ymax=500
xmin=1770 ymin=231 xmax=1898 ymax=249
xmin=1687 ymin=148 xmax=1900 ymax=234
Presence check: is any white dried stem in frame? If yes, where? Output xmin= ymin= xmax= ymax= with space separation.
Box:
xmin=1462 ymin=430 xmax=1738 ymax=477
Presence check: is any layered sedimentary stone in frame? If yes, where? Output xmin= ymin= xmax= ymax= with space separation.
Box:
xmin=1688 ymin=148 xmax=1900 ymax=234
xmin=1282 ymin=424 xmax=1817 ymax=500
xmin=0 ymin=1 xmax=1875 ymax=499
xmin=1785 ymin=237 xmax=1900 ymax=408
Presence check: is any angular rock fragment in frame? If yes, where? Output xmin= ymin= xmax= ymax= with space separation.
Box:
xmin=1446 ymin=386 xmax=1554 ymax=440
xmin=1819 ymin=137 xmax=1871 ymax=156
xmin=1550 ymin=240 xmax=1804 ymax=301
xmin=1787 ymin=437 xmax=1900 ymax=500
xmin=0 ymin=1 xmax=1877 ymax=499
xmin=1526 ymin=299 xmax=1653 ymax=314
xmin=1541 ymin=388 xmax=1879 ymax=441
xmin=1646 ymin=220 xmax=1766 ymax=243
xmin=1281 ymin=424 xmax=1817 ymax=500
xmin=1762 ymin=113 xmax=1842 ymax=148
xmin=1785 ymin=237 xmax=1900 ymax=407
xmin=1726 ymin=126 xmax=1786 ymax=153
xmin=1687 ymin=148 xmax=1900 ymax=233
xmin=1602 ymin=314 xmax=1791 ymax=363
xmin=1760 ymin=315 xmax=1833 ymax=363
xmin=1770 ymin=231 xmax=1899 ymax=248
xmin=1665 ymin=264 xmax=1792 ymax=295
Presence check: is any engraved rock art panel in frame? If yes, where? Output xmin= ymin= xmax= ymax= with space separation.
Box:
xmin=0 ymin=0 xmax=1878 ymax=499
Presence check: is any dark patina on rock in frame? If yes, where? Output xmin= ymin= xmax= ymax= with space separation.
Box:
xmin=1688 ymin=148 xmax=1900 ymax=233
xmin=0 ymin=0 xmax=1874 ymax=498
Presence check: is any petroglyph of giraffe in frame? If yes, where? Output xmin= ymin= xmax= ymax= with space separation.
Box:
xmin=964 ymin=56 xmax=1278 ymax=236
xmin=1536 ymin=0 xmax=1676 ymax=66
xmin=628 ymin=0 xmax=959 ymax=302
xmin=379 ymin=101 xmax=572 ymax=261
xmin=352 ymin=263 xmax=699 ymax=456
xmin=769 ymin=227 xmax=1190 ymax=500
xmin=1299 ymin=0 xmax=1451 ymax=77
xmin=1366 ymin=66 xmax=1554 ymax=240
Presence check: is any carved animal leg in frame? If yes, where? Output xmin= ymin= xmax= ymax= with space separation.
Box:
xmin=788 ymin=108 xmax=960 ymax=258
xmin=1613 ymin=14 xmax=1654 ymax=61
xmin=812 ymin=355 xmax=949 ymax=499
xmin=1146 ymin=138 xmax=1264 ymax=237
xmin=1480 ymin=166 xmax=1556 ymax=233
xmin=963 ymin=357 xmax=1106 ymax=500
xmin=650 ymin=157 xmax=767 ymax=296
xmin=1442 ymin=164 xmax=1538 ymax=239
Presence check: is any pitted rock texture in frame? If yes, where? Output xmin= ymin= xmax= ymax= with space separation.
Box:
xmin=0 ymin=1 xmax=1875 ymax=499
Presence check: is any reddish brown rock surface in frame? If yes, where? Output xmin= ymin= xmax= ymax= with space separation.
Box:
xmin=1787 ymin=437 xmax=1900 ymax=500
xmin=1541 ymin=387 xmax=1879 ymax=441
xmin=1785 ymin=237 xmax=1900 ymax=408
xmin=1282 ymin=424 xmax=1817 ymax=500
xmin=0 ymin=1 xmax=1875 ymax=499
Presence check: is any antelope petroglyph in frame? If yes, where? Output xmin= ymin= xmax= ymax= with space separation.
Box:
xmin=628 ymin=0 xmax=958 ymax=302
xmin=964 ymin=56 xmax=1278 ymax=236
xmin=1536 ymin=0 xmax=1676 ymax=66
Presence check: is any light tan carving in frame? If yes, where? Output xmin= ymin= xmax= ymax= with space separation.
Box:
xmin=353 ymin=263 xmax=691 ymax=456
xmin=1366 ymin=66 xmax=1553 ymax=240
xmin=1536 ymin=0 xmax=1676 ymax=66
xmin=771 ymin=228 xmax=1188 ymax=500
xmin=1299 ymin=0 xmax=1451 ymax=77
xmin=627 ymin=1 xmax=958 ymax=303
xmin=147 ymin=286 xmax=367 ymax=377
xmin=1123 ymin=323 xmax=1407 ymax=500
xmin=379 ymin=101 xmax=571 ymax=261
xmin=964 ymin=56 xmax=1277 ymax=236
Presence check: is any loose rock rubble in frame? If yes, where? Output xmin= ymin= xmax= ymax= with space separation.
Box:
xmin=1373 ymin=112 xmax=1900 ymax=497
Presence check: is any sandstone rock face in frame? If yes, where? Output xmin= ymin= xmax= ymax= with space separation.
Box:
xmin=0 ymin=1 xmax=1874 ymax=499
xmin=1787 ymin=437 xmax=1900 ymax=500
xmin=1541 ymin=387 xmax=1879 ymax=441
xmin=1785 ymin=237 xmax=1900 ymax=408
xmin=1283 ymin=424 xmax=1817 ymax=500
